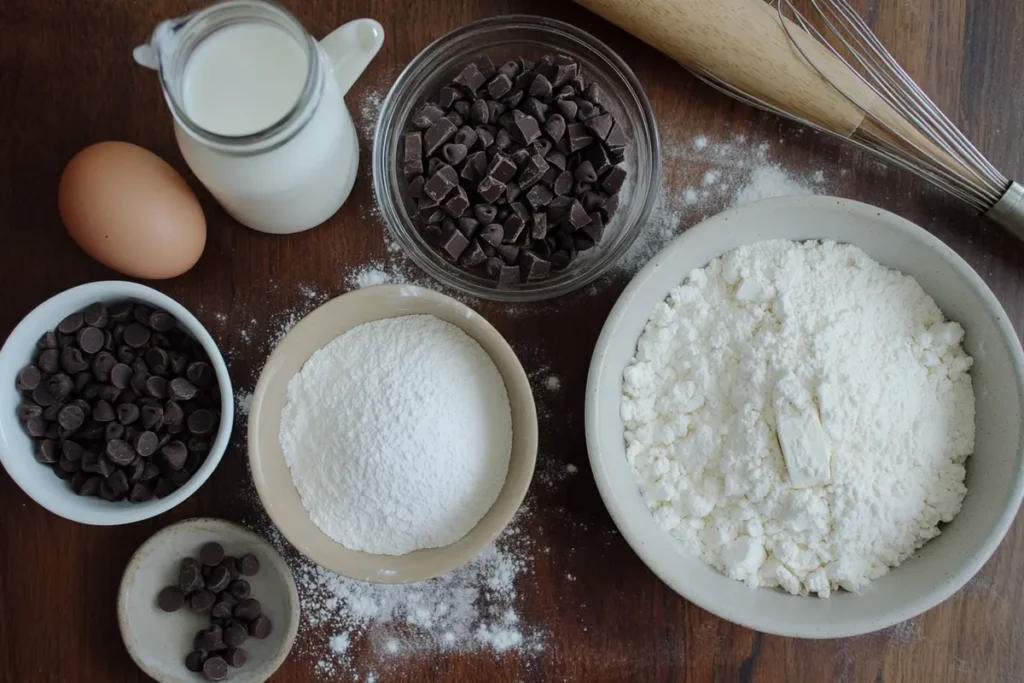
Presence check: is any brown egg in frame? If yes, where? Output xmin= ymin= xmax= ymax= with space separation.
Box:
xmin=59 ymin=141 xmax=206 ymax=279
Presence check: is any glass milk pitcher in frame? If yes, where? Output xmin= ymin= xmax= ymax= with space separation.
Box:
xmin=134 ymin=0 xmax=383 ymax=234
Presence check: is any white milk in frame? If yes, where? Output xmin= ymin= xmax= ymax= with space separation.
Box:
xmin=174 ymin=22 xmax=358 ymax=234
xmin=183 ymin=23 xmax=307 ymax=137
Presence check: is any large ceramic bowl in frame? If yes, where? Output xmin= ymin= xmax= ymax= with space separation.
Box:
xmin=586 ymin=196 xmax=1024 ymax=638
xmin=248 ymin=284 xmax=537 ymax=582
xmin=0 ymin=281 xmax=233 ymax=525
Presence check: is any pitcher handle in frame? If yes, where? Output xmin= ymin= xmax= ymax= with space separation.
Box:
xmin=319 ymin=19 xmax=385 ymax=98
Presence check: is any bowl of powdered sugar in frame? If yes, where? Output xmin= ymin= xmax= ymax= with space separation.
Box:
xmin=248 ymin=285 xmax=536 ymax=583
xmin=586 ymin=195 xmax=1024 ymax=638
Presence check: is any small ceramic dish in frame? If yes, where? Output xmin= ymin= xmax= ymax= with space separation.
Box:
xmin=118 ymin=517 xmax=299 ymax=682
xmin=586 ymin=195 xmax=1024 ymax=638
xmin=248 ymin=284 xmax=537 ymax=583
xmin=0 ymin=281 xmax=233 ymax=525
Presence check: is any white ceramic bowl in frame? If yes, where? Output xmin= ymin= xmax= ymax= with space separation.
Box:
xmin=586 ymin=196 xmax=1024 ymax=638
xmin=0 ymin=281 xmax=233 ymax=525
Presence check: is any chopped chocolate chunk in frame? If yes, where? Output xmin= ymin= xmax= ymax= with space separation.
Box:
xmin=601 ymin=165 xmax=627 ymax=194
xmin=412 ymin=103 xmax=445 ymax=130
xmin=440 ymin=227 xmax=470 ymax=260
xmin=584 ymin=143 xmax=612 ymax=174
xmin=476 ymin=175 xmax=506 ymax=203
xmin=438 ymin=86 xmax=462 ymax=109
xmin=520 ymin=251 xmax=552 ymax=280
xmin=585 ymin=112 xmax=614 ymax=140
xmin=424 ymin=117 xmax=457 ymax=156
xmin=487 ymin=154 xmax=517 ymax=184
xmin=443 ymin=186 xmax=470 ymax=218
xmin=456 ymin=217 xmax=480 ymax=238
xmin=531 ymin=212 xmax=549 ymax=239
xmin=521 ymin=97 xmax=548 ymax=123
xmin=453 ymin=63 xmax=487 ymax=94
xmin=584 ymin=212 xmax=605 ymax=243
xmin=567 ymin=123 xmax=594 ymax=152
xmin=526 ymin=184 xmax=554 ymax=211
xmin=509 ymin=115 xmax=542 ymax=145
xmin=605 ymin=121 xmax=629 ymax=149
xmin=460 ymin=240 xmax=487 ymax=267
xmin=518 ymin=154 xmax=549 ymax=191
xmin=487 ymin=73 xmax=513 ymax=99
xmin=424 ymin=165 xmax=458 ymax=202
xmin=497 ymin=265 xmax=520 ymax=285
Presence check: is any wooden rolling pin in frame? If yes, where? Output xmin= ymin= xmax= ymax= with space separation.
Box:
xmin=574 ymin=0 xmax=972 ymax=176
xmin=574 ymin=0 xmax=873 ymax=136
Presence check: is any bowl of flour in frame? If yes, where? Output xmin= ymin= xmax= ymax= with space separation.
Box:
xmin=248 ymin=285 xmax=537 ymax=583
xmin=586 ymin=195 xmax=1024 ymax=638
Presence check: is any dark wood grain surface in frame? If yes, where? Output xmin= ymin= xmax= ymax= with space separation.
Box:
xmin=2 ymin=0 xmax=1023 ymax=681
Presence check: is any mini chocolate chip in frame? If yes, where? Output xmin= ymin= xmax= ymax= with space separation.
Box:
xmin=106 ymin=468 xmax=129 ymax=493
xmin=57 ymin=312 xmax=84 ymax=335
xmin=58 ymin=404 xmax=85 ymax=431
xmin=105 ymin=439 xmax=135 ymax=466
xmin=123 ymin=324 xmax=151 ymax=349
xmin=158 ymin=586 xmax=185 ymax=612
xmin=17 ymin=366 xmax=41 ymax=392
xmin=239 ymin=554 xmax=260 ymax=576
xmin=203 ymin=656 xmax=229 ymax=681
xmin=185 ymin=650 xmax=208 ymax=673
xmin=34 ymin=439 xmax=59 ymax=464
xmin=76 ymin=326 xmax=104 ymax=354
xmin=233 ymin=598 xmax=260 ymax=621
xmin=228 ymin=579 xmax=251 ymax=600
xmin=248 ymin=615 xmax=272 ymax=639
xmin=161 ymin=441 xmax=188 ymax=470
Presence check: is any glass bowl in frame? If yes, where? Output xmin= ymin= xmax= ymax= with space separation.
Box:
xmin=373 ymin=15 xmax=661 ymax=302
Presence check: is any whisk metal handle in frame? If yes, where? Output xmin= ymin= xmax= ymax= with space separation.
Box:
xmin=987 ymin=183 xmax=1024 ymax=241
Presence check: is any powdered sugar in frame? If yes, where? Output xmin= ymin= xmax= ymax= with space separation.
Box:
xmin=281 ymin=315 xmax=512 ymax=554
xmin=622 ymin=240 xmax=975 ymax=596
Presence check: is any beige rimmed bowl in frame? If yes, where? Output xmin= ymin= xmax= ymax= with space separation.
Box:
xmin=117 ymin=517 xmax=299 ymax=683
xmin=248 ymin=284 xmax=537 ymax=583
xmin=586 ymin=195 xmax=1024 ymax=638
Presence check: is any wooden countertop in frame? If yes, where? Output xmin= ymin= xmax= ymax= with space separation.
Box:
xmin=1 ymin=0 xmax=1022 ymax=681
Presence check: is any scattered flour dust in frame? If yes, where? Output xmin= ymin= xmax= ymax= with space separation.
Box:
xmin=246 ymin=502 xmax=544 ymax=680
xmin=622 ymin=240 xmax=975 ymax=597
xmin=617 ymin=128 xmax=830 ymax=274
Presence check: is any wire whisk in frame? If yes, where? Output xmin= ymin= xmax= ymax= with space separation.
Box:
xmin=688 ymin=0 xmax=1024 ymax=236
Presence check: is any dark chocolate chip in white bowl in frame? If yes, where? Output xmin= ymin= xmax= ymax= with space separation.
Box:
xmin=248 ymin=615 xmax=272 ymax=639
xmin=157 ymin=586 xmax=185 ymax=612
xmin=185 ymin=649 xmax=207 ymax=673
xmin=228 ymin=579 xmax=251 ymax=600
xmin=57 ymin=311 xmax=84 ymax=335
xmin=190 ymin=589 xmax=216 ymax=613
xmin=161 ymin=441 xmax=188 ymax=470
xmin=224 ymin=647 xmax=247 ymax=668
xmin=238 ymin=554 xmax=260 ymax=576
xmin=200 ymin=542 xmax=225 ymax=566
xmin=202 ymin=656 xmax=229 ymax=681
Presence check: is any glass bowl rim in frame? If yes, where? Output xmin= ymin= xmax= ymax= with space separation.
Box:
xmin=372 ymin=14 xmax=662 ymax=302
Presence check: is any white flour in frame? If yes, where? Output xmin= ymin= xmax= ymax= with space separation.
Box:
xmin=281 ymin=315 xmax=512 ymax=554
xmin=622 ymin=240 xmax=975 ymax=596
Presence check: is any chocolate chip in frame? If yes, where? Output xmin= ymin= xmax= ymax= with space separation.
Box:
xmin=161 ymin=441 xmax=188 ymax=470
xmin=37 ymin=348 xmax=60 ymax=374
xmin=424 ymin=117 xmax=457 ymax=156
xmin=223 ymin=624 xmax=247 ymax=649
xmin=200 ymin=542 xmax=225 ymax=566
xmin=233 ymin=597 xmax=260 ymax=621
xmin=58 ymin=404 xmax=85 ymax=431
xmin=57 ymin=312 xmax=84 ymax=335
xmin=228 ymin=580 xmax=251 ymax=601
xmin=17 ymin=366 xmax=41 ymax=392
xmin=105 ymin=439 xmax=135 ymax=466
xmin=106 ymin=467 xmax=129 ymax=493
xmin=412 ymin=103 xmax=445 ymax=130
xmin=526 ymin=184 xmax=554 ymax=211
xmin=158 ymin=586 xmax=185 ymax=612
xmin=224 ymin=647 xmax=247 ymax=668
xmin=518 ymin=154 xmax=549 ymax=191
xmin=202 ymin=656 xmax=229 ymax=681
xmin=185 ymin=650 xmax=208 ymax=673
xmin=60 ymin=347 xmax=90 ymax=374
xmin=453 ymin=63 xmax=486 ymax=94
